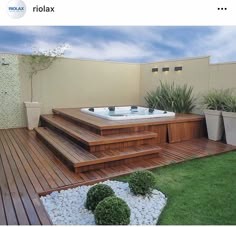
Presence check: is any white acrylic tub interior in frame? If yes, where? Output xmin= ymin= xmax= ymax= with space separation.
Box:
xmin=81 ymin=106 xmax=175 ymax=121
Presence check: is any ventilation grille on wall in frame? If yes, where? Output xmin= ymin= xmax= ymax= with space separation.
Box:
xmin=152 ymin=67 xmax=158 ymax=72
xmin=174 ymin=66 xmax=183 ymax=71
xmin=152 ymin=66 xmax=183 ymax=73
xmin=162 ymin=67 xmax=169 ymax=72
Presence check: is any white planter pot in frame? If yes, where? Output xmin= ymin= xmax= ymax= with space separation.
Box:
xmin=222 ymin=111 xmax=236 ymax=146
xmin=24 ymin=102 xmax=41 ymax=130
xmin=204 ymin=109 xmax=224 ymax=141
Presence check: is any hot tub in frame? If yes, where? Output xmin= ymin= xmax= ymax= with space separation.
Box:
xmin=81 ymin=106 xmax=175 ymax=121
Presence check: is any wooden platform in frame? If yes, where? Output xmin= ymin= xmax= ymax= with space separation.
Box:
xmin=53 ymin=108 xmax=205 ymax=130
xmin=40 ymin=114 xmax=158 ymax=151
xmin=34 ymin=108 xmax=207 ymax=173
xmin=53 ymin=108 xmax=206 ymax=141
xmin=0 ymin=128 xmax=235 ymax=225
xmin=35 ymin=127 xmax=161 ymax=173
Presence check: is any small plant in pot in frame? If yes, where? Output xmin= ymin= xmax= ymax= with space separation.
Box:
xmin=23 ymin=44 xmax=69 ymax=130
xmin=202 ymin=89 xmax=232 ymax=141
xmin=222 ymin=94 xmax=236 ymax=146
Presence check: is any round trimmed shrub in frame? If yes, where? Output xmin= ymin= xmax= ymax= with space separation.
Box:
xmin=94 ymin=196 xmax=130 ymax=225
xmin=129 ymin=170 xmax=156 ymax=195
xmin=85 ymin=184 xmax=114 ymax=212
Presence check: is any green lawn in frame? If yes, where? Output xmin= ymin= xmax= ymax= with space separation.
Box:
xmin=117 ymin=151 xmax=236 ymax=225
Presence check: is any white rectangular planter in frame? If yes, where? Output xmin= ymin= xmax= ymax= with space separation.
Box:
xmin=204 ymin=109 xmax=224 ymax=141
xmin=222 ymin=111 xmax=236 ymax=146
xmin=24 ymin=102 xmax=41 ymax=130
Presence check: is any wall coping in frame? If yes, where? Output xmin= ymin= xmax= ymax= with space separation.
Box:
xmin=2 ymin=52 xmax=236 ymax=66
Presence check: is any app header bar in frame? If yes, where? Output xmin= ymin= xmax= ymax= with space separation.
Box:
xmin=0 ymin=0 xmax=234 ymax=25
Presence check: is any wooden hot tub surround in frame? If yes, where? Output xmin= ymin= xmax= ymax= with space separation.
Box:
xmin=35 ymin=108 xmax=206 ymax=173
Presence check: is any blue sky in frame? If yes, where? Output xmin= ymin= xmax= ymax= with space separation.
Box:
xmin=0 ymin=26 xmax=236 ymax=63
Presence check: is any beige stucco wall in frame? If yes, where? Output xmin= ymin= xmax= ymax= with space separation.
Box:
xmin=140 ymin=57 xmax=236 ymax=114
xmin=1 ymin=53 xmax=236 ymax=128
xmin=140 ymin=57 xmax=211 ymax=113
xmin=19 ymin=56 xmax=141 ymax=115
xmin=209 ymin=62 xmax=236 ymax=90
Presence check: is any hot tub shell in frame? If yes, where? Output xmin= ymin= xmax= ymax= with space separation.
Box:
xmin=81 ymin=106 xmax=175 ymax=121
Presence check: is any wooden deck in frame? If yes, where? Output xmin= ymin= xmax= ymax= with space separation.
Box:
xmin=0 ymin=128 xmax=235 ymax=225
xmin=53 ymin=108 xmax=205 ymax=130
xmin=36 ymin=109 xmax=207 ymax=173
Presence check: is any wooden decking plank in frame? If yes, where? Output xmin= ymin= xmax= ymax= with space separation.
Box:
xmin=78 ymin=172 xmax=92 ymax=181
xmin=0 ymin=131 xmax=29 ymax=224
xmin=163 ymin=149 xmax=191 ymax=161
xmin=169 ymin=143 xmax=204 ymax=155
xmin=3 ymin=130 xmax=41 ymax=225
xmin=169 ymin=145 xmax=205 ymax=159
xmin=39 ymin=128 xmax=85 ymax=161
xmin=103 ymin=165 xmax=119 ymax=175
xmin=0 ymin=187 xmax=7 ymax=225
xmin=9 ymin=129 xmax=50 ymax=191
xmin=24 ymin=129 xmax=81 ymax=184
xmin=169 ymin=143 xmax=209 ymax=158
xmin=88 ymin=170 xmax=104 ymax=180
xmin=199 ymin=141 xmax=232 ymax=154
xmin=150 ymin=157 xmax=168 ymax=166
xmin=166 ymin=144 xmax=202 ymax=157
xmin=41 ymin=115 xmax=157 ymax=145
xmin=82 ymin=171 xmax=97 ymax=180
xmin=109 ymin=165 xmax=132 ymax=176
xmin=95 ymin=168 xmax=110 ymax=178
xmin=151 ymin=151 xmax=176 ymax=165
xmin=180 ymin=138 xmax=232 ymax=153
xmin=43 ymin=115 xmax=101 ymax=139
xmin=0 ymin=131 xmax=52 ymax=225
xmin=22 ymin=129 xmax=74 ymax=185
xmin=38 ymin=128 xmax=96 ymax=161
xmin=6 ymin=130 xmax=44 ymax=193
xmin=0 ymin=139 xmax=18 ymax=225
xmin=77 ymin=145 xmax=161 ymax=167
xmin=14 ymin=129 xmax=65 ymax=188
xmin=89 ymin=169 xmax=105 ymax=179
xmin=36 ymin=127 xmax=161 ymax=170
xmin=36 ymin=128 xmax=81 ymax=164
xmin=84 ymin=140 xmax=236 ymax=184
xmin=0 ymin=127 xmax=235 ymax=225
xmin=12 ymin=129 xmax=58 ymax=189
xmin=126 ymin=160 xmax=147 ymax=170
xmin=145 ymin=157 xmax=163 ymax=167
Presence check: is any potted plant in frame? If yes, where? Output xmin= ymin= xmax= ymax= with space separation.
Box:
xmin=202 ymin=89 xmax=232 ymax=141
xmin=222 ymin=95 xmax=236 ymax=145
xmin=24 ymin=44 xmax=69 ymax=130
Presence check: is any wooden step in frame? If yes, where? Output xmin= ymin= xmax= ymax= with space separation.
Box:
xmin=41 ymin=115 xmax=158 ymax=151
xmin=53 ymin=108 xmax=103 ymax=134
xmin=35 ymin=127 xmax=162 ymax=173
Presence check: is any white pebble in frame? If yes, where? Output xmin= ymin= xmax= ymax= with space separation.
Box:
xmin=40 ymin=180 xmax=167 ymax=225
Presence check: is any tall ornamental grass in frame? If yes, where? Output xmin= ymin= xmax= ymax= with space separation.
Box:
xmin=202 ymin=89 xmax=233 ymax=111
xmin=145 ymin=81 xmax=195 ymax=113
xmin=223 ymin=95 xmax=236 ymax=112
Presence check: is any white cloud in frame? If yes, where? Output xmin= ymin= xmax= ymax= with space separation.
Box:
xmin=66 ymin=40 xmax=154 ymax=61
xmin=97 ymin=26 xmax=185 ymax=49
xmin=28 ymin=37 xmax=174 ymax=62
xmin=185 ymin=26 xmax=236 ymax=63
xmin=1 ymin=26 xmax=236 ymax=63
xmin=0 ymin=26 xmax=63 ymax=38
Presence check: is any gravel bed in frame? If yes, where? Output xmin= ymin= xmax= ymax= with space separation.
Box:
xmin=41 ymin=180 xmax=167 ymax=225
